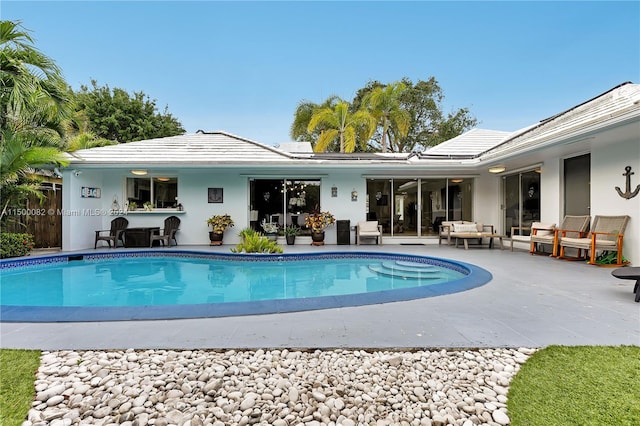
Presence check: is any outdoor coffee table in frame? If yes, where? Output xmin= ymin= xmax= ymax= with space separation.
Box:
xmin=611 ymin=267 xmax=640 ymax=302
xmin=454 ymin=232 xmax=505 ymax=250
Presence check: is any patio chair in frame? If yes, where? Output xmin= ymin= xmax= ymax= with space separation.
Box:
xmin=150 ymin=216 xmax=181 ymax=247
xmin=558 ymin=215 xmax=630 ymax=265
xmin=510 ymin=226 xmax=531 ymax=251
xmin=94 ymin=217 xmax=128 ymax=249
xmin=536 ymin=215 xmax=590 ymax=257
xmin=356 ymin=221 xmax=382 ymax=245
xmin=522 ymin=222 xmax=556 ymax=254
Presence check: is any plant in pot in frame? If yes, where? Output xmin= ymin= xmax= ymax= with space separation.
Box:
xmin=261 ymin=220 xmax=279 ymax=242
xmin=283 ymin=225 xmax=300 ymax=245
xmin=206 ymin=214 xmax=234 ymax=245
xmin=304 ymin=211 xmax=335 ymax=246
xmin=143 ymin=201 xmax=153 ymax=211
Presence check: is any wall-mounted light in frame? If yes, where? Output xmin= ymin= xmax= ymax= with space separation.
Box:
xmin=73 ymin=170 xmax=82 ymax=177
xmin=488 ymin=166 xmax=506 ymax=174
xmin=351 ymin=190 xmax=358 ymax=202
xmin=131 ymin=170 xmax=148 ymax=176
xmin=331 ymin=186 xmax=338 ymax=197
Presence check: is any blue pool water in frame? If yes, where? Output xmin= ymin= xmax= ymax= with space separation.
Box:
xmin=0 ymin=251 xmax=492 ymax=322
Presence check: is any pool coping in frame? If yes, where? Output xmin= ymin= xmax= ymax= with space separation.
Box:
xmin=0 ymin=250 xmax=492 ymax=322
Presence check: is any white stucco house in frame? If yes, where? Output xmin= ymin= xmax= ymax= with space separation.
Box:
xmin=62 ymin=82 xmax=640 ymax=265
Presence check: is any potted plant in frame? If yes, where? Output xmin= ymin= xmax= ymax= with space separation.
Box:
xmin=304 ymin=211 xmax=335 ymax=245
xmin=127 ymin=201 xmax=138 ymax=211
xmin=206 ymin=214 xmax=234 ymax=245
xmin=283 ymin=225 xmax=300 ymax=245
xmin=143 ymin=201 xmax=153 ymax=211
xmin=261 ymin=220 xmax=279 ymax=242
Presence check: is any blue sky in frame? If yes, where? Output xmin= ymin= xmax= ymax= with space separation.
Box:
xmin=3 ymin=1 xmax=639 ymax=145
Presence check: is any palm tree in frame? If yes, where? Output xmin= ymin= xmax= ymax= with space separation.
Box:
xmin=0 ymin=21 xmax=71 ymax=228
xmin=0 ymin=129 xmax=68 ymax=223
xmin=290 ymin=95 xmax=341 ymax=143
xmin=363 ymin=81 xmax=410 ymax=153
xmin=0 ymin=20 xmax=71 ymax=134
xmin=307 ymin=100 xmax=376 ymax=153
xmin=64 ymin=131 xmax=117 ymax=152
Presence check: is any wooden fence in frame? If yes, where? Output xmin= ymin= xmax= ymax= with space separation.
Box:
xmin=4 ymin=187 xmax=62 ymax=248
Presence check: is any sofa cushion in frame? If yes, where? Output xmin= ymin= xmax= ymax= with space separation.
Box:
xmin=452 ymin=223 xmax=479 ymax=233
xmin=532 ymin=222 xmax=556 ymax=236
xmin=358 ymin=221 xmax=379 ymax=233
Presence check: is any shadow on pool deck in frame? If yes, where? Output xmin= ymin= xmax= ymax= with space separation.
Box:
xmin=1 ymin=244 xmax=638 ymax=350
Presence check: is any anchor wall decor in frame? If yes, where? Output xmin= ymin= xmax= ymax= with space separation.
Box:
xmin=615 ymin=166 xmax=640 ymax=199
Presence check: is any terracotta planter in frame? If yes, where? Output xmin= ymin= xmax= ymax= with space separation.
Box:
xmin=209 ymin=231 xmax=223 ymax=246
xmin=311 ymin=231 xmax=325 ymax=246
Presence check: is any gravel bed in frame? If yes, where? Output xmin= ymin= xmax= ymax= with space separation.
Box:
xmin=24 ymin=347 xmax=536 ymax=426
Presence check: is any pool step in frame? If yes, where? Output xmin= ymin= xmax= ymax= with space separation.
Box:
xmin=368 ymin=263 xmax=443 ymax=280
xmin=381 ymin=261 xmax=440 ymax=273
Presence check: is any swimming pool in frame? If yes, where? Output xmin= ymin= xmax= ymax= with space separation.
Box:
xmin=0 ymin=251 xmax=492 ymax=322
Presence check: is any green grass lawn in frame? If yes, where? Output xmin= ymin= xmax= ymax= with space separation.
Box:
xmin=0 ymin=349 xmax=41 ymax=426
xmin=508 ymin=345 xmax=640 ymax=426
xmin=1 ymin=347 xmax=639 ymax=425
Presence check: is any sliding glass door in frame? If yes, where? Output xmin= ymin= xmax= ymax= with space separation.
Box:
xmin=249 ymin=179 xmax=320 ymax=234
xmin=503 ymin=170 xmax=540 ymax=236
xmin=366 ymin=178 xmax=473 ymax=237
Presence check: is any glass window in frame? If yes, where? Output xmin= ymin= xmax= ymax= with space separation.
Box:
xmin=421 ymin=179 xmax=446 ymax=235
xmin=503 ymin=170 xmax=540 ymax=236
xmin=366 ymin=179 xmax=392 ymax=234
xmin=249 ymin=178 xmax=321 ymax=234
xmin=126 ymin=177 xmax=178 ymax=209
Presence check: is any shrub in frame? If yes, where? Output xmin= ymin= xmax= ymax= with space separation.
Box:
xmin=231 ymin=232 xmax=283 ymax=254
xmin=0 ymin=233 xmax=35 ymax=258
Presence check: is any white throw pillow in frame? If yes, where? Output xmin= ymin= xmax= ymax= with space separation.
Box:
xmin=532 ymin=222 xmax=556 ymax=236
xmin=452 ymin=223 xmax=479 ymax=233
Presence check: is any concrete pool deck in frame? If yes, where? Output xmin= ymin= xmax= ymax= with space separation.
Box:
xmin=1 ymin=244 xmax=638 ymax=350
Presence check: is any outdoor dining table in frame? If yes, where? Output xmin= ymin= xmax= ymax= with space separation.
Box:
xmin=123 ymin=227 xmax=161 ymax=248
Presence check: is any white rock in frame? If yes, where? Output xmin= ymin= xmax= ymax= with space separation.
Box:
xmin=492 ymin=409 xmax=511 ymax=425
xmin=239 ymin=396 xmax=256 ymax=410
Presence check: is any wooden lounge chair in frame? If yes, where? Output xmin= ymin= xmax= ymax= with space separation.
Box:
xmin=94 ymin=217 xmax=128 ymax=249
xmin=558 ymin=215 xmax=630 ymax=265
xmin=150 ymin=216 xmax=181 ymax=247
xmin=531 ymin=215 xmax=590 ymax=256
xmin=356 ymin=221 xmax=382 ymax=245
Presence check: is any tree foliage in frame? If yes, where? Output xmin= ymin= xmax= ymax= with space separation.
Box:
xmin=307 ymin=100 xmax=376 ymax=153
xmin=291 ymin=77 xmax=477 ymax=153
xmin=362 ymin=81 xmax=410 ymax=153
xmin=73 ymin=80 xmax=185 ymax=143
xmin=0 ymin=21 xmax=70 ymax=226
xmin=0 ymin=20 xmax=71 ymax=140
xmin=397 ymin=77 xmax=477 ymax=151
xmin=290 ymin=95 xmax=341 ymax=146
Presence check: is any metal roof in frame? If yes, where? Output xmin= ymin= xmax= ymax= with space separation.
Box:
xmin=65 ymin=82 xmax=639 ymax=169
xmin=479 ymin=82 xmax=640 ymax=161
xmin=66 ymin=131 xmax=295 ymax=165
xmin=419 ymin=128 xmax=513 ymax=158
